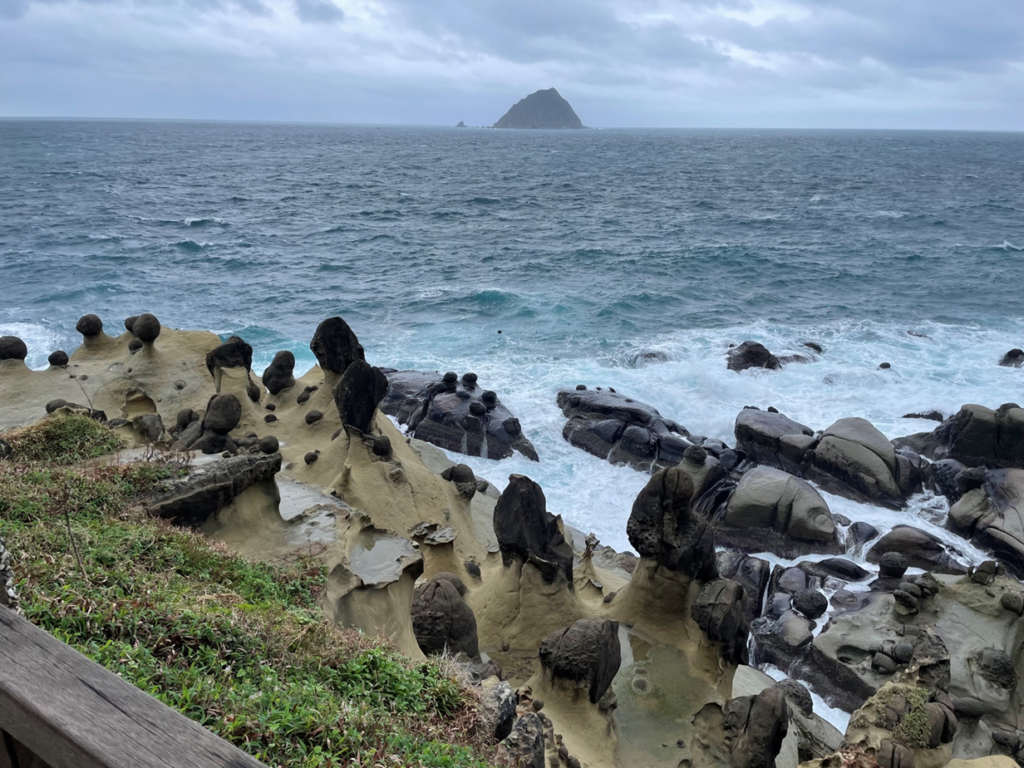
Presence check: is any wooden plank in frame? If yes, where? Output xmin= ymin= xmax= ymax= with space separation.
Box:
xmin=0 ymin=609 xmax=265 ymax=768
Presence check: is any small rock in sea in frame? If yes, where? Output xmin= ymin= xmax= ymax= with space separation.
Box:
xmin=879 ymin=362 xmax=891 ymax=369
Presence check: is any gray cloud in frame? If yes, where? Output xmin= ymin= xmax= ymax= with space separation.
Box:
xmin=0 ymin=0 xmax=1020 ymax=128
xmin=294 ymin=0 xmax=342 ymax=24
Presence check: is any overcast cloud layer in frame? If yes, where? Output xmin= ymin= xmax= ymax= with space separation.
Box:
xmin=1 ymin=0 xmax=1021 ymax=128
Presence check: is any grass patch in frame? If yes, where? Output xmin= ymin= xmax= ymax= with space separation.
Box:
xmin=0 ymin=439 xmax=497 ymax=767
xmin=1 ymin=412 xmax=126 ymax=464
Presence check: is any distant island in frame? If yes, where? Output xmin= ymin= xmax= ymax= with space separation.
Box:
xmin=493 ymin=88 xmax=585 ymax=129
xmin=455 ymin=120 xmax=467 ymax=128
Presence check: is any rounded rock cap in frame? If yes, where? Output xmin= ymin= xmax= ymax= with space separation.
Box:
xmin=76 ymin=314 xmax=103 ymax=337
xmin=48 ymin=350 xmax=69 ymax=367
xmin=879 ymin=551 xmax=909 ymax=579
xmin=0 ymin=336 xmax=29 ymax=361
xmin=132 ymin=313 xmax=161 ymax=343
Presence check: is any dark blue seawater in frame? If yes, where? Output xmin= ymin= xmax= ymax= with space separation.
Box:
xmin=2 ymin=119 xmax=1023 ymax=552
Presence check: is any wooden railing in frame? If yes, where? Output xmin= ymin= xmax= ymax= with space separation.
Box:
xmin=0 ymin=607 xmax=266 ymax=768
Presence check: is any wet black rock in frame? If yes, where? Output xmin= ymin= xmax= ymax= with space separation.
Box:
xmin=538 ymin=618 xmax=621 ymax=703
xmin=262 ymin=351 xmax=296 ymax=395
xmin=895 ymin=403 xmax=1024 ymax=470
xmin=792 ymin=589 xmax=828 ymax=620
xmin=556 ymin=386 xmax=696 ymax=473
xmin=999 ymin=348 xmax=1023 ymax=368
xmin=381 ymin=369 xmax=538 ymax=461
xmin=310 ymin=316 xmax=365 ymax=375
xmin=727 ymin=341 xmax=781 ymax=372
xmin=493 ymin=474 xmax=573 ymax=583
xmin=868 ymin=527 xmax=966 ymax=575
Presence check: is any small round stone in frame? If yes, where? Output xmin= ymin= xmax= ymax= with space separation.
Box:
xmin=76 ymin=314 xmax=103 ymax=337
xmin=48 ymin=350 xmax=69 ymax=367
xmin=443 ymin=371 xmax=458 ymax=385
xmin=304 ymin=451 xmax=318 ymax=465
xmin=879 ymin=551 xmax=909 ymax=579
xmin=371 ymin=435 xmax=391 ymax=456
xmin=259 ymin=435 xmax=280 ymax=454
xmin=266 ymin=403 xmax=276 ymax=411
xmin=482 ymin=390 xmax=497 ymax=406
xmin=894 ymin=642 xmax=914 ymax=664
xmin=305 ymin=410 xmax=323 ymax=425
xmin=0 ymin=336 xmax=28 ymax=361
xmin=461 ymin=372 xmax=478 ymax=384
xmin=683 ymin=444 xmax=707 ymax=466
xmin=879 ymin=362 xmax=891 ymax=370
xmin=124 ymin=316 xmax=138 ymax=332
xmin=469 ymin=401 xmax=486 ymax=416
xmin=532 ymin=699 xmax=544 ymax=712
xmin=264 ymin=414 xmax=278 ymax=423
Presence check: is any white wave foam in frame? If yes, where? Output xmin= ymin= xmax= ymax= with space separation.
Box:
xmin=0 ymin=321 xmax=64 ymax=370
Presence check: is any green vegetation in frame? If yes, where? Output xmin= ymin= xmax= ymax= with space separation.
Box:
xmin=868 ymin=683 xmax=932 ymax=749
xmin=1 ymin=412 xmax=126 ymax=463
xmin=1 ymin=417 xmax=496 ymax=768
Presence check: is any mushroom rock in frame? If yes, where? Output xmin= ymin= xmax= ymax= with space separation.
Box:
xmin=411 ymin=574 xmax=479 ymax=657
xmin=75 ymin=313 xmax=104 ymax=338
xmin=493 ymin=474 xmax=573 ymax=583
xmin=0 ymin=336 xmax=28 ymax=362
xmin=202 ymin=393 xmax=242 ymax=435
xmin=537 ymin=618 xmax=621 ymax=704
xmin=47 ymin=350 xmax=69 ymax=367
xmin=205 ymin=335 xmax=253 ymax=377
xmin=310 ymin=316 xmax=364 ymax=376
xmin=333 ymin=359 xmax=389 ymax=434
xmin=626 ymin=467 xmax=716 ymax=581
xmin=130 ymin=313 xmax=162 ymax=344
xmin=262 ymin=350 xmax=296 ymax=395
xmin=469 ymin=475 xmax=584 ymax=652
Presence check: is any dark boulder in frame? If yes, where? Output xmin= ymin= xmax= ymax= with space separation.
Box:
xmin=999 ymin=349 xmax=1023 ymax=368
xmin=727 ymin=341 xmax=781 ymax=372
xmin=716 ymin=466 xmax=839 ymax=556
xmin=258 ymin=435 xmax=279 ymax=454
xmin=949 ymin=469 xmax=1024 ymax=577
xmin=47 ymin=350 xmax=69 ymax=367
xmin=411 ymin=575 xmax=479 ymax=657
xmin=202 ymin=394 xmax=242 ymax=436
xmin=774 ymin=679 xmax=813 ymax=717
xmin=380 ymin=369 xmax=538 ymax=461
xmin=310 ymin=316 xmax=364 ymax=375
xmin=538 ymin=618 xmax=621 ymax=703
xmin=691 ymin=578 xmax=750 ymax=664
xmin=626 ymin=467 xmax=717 ymax=581
xmin=867 ymin=526 xmax=967 ymax=575
xmin=332 ymin=360 xmax=388 ymax=433
xmin=262 ymin=350 xmax=296 ymax=395
xmin=130 ymin=313 xmax=161 ymax=343
xmin=493 ymin=474 xmax=573 ymax=583
xmin=76 ymin=314 xmax=103 ymax=337
xmin=556 ymin=386 xmax=695 ymax=472
xmin=934 ymin=404 xmax=1024 ymax=470
xmin=499 ymin=712 xmax=544 ymax=768
xmin=792 ymin=589 xmax=828 ymax=620
xmin=205 ymin=336 xmax=253 ymax=376
xmin=0 ymin=337 xmax=28 ymax=361
xmin=733 ymin=408 xmax=815 ymax=475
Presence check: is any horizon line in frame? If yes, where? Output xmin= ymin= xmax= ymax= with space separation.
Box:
xmin=1 ymin=115 xmax=1022 ymax=134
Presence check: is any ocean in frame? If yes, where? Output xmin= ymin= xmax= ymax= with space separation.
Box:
xmin=2 ymin=119 xmax=1023 ymax=555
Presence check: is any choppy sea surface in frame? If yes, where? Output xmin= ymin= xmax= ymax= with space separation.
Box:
xmin=2 ymin=120 xmax=1023 ymax=560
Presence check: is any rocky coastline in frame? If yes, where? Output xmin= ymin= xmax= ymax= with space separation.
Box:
xmin=1 ymin=315 xmax=1022 ymax=768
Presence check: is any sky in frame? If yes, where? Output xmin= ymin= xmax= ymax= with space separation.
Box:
xmin=0 ymin=0 xmax=1021 ymax=129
